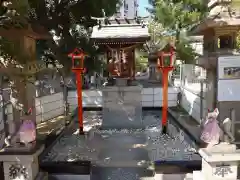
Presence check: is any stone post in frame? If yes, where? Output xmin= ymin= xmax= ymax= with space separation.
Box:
xmin=148 ymin=52 xmax=160 ymax=83
xmin=205 ymin=69 xmax=216 ymax=110
xmin=193 ymin=143 xmax=240 ymax=180
xmin=102 ymin=83 xmax=143 ymax=129
xmin=0 ymin=34 xmax=45 ymax=180
xmin=182 ymin=64 xmax=195 ymax=83
xmin=11 ymin=35 xmax=37 ymax=135
xmin=0 ymin=145 xmax=46 ymax=180
xmin=148 ymin=63 xmax=158 ymax=82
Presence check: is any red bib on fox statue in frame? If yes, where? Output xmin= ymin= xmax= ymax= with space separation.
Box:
xmin=19 ymin=108 xmax=36 ymax=146
xmin=200 ymin=108 xmax=221 ymax=148
xmin=19 ymin=120 xmax=36 ymax=145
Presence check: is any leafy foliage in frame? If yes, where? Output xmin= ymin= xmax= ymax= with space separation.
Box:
xmin=0 ymin=0 xmax=33 ymax=69
xmin=135 ymin=48 xmax=148 ymax=72
xmin=0 ymin=0 xmax=120 ymax=74
xmin=27 ymin=0 xmax=120 ymax=73
xmin=148 ymin=0 xmax=207 ymax=64
xmin=0 ymin=0 xmax=29 ymax=28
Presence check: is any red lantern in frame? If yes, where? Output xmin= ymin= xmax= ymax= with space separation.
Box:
xmin=157 ymin=46 xmax=175 ymax=69
xmin=157 ymin=45 xmax=175 ymax=134
xmin=68 ymin=48 xmax=86 ymax=134
xmin=68 ymin=48 xmax=85 ymax=71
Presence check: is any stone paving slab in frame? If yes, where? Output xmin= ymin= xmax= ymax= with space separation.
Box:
xmin=91 ymin=167 xmax=155 ymax=180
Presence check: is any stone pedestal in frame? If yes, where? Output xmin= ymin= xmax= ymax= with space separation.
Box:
xmin=196 ymin=143 xmax=240 ymax=180
xmin=102 ymin=85 xmax=143 ymax=129
xmin=115 ymin=78 xmax=128 ymax=86
xmin=0 ymin=145 xmax=45 ymax=180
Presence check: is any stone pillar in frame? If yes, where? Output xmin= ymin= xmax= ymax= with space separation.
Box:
xmin=182 ymin=64 xmax=195 ymax=83
xmin=132 ymin=49 xmax=135 ymax=79
xmin=102 ymin=84 xmax=143 ymax=129
xmin=12 ymin=35 xmax=37 ymax=133
xmin=194 ymin=143 xmax=240 ymax=180
xmin=0 ymin=145 xmax=45 ymax=180
xmin=0 ymin=33 xmax=42 ymax=180
xmin=148 ymin=63 xmax=158 ymax=82
xmin=206 ymin=69 xmax=217 ymax=110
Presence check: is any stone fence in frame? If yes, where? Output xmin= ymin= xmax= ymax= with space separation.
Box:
xmin=68 ymin=87 xmax=179 ymax=110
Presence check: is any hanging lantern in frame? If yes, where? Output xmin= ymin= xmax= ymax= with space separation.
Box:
xmin=158 ymin=46 xmax=175 ymax=69
xmin=68 ymin=48 xmax=85 ymax=71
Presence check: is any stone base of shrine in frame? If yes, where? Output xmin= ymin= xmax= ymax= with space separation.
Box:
xmin=193 ymin=143 xmax=240 ymax=180
xmin=102 ymin=85 xmax=143 ymax=129
xmin=0 ymin=144 xmax=44 ymax=180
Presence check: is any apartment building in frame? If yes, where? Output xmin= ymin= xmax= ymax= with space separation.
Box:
xmin=115 ymin=0 xmax=139 ymax=18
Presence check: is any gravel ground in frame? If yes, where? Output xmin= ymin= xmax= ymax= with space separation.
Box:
xmin=41 ymin=111 xmax=200 ymax=163
xmin=41 ymin=110 xmax=201 ymax=180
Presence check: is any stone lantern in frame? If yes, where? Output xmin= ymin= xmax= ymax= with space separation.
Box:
xmin=148 ymin=51 xmax=159 ymax=82
xmin=0 ymin=24 xmax=50 ymax=180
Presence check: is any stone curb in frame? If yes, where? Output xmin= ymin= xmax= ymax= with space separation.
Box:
xmin=168 ymin=108 xmax=201 ymax=148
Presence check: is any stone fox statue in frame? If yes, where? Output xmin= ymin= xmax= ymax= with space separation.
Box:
xmin=5 ymin=108 xmax=36 ymax=148
xmin=200 ymin=108 xmax=221 ymax=148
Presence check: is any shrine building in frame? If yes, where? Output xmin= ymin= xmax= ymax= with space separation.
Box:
xmin=91 ymin=18 xmax=150 ymax=79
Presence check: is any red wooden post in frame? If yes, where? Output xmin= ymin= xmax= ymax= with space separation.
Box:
xmin=158 ymin=47 xmax=175 ymax=134
xmin=76 ymin=71 xmax=83 ymax=134
xmin=68 ymin=48 xmax=86 ymax=134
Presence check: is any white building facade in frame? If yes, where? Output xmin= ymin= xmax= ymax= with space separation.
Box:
xmin=115 ymin=0 xmax=139 ymax=18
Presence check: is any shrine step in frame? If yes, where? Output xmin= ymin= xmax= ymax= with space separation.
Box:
xmin=90 ymin=166 xmax=155 ymax=180
xmin=48 ymin=174 xmax=90 ymax=180
xmin=40 ymin=161 xmax=91 ymax=175
xmin=154 ymin=173 xmax=193 ymax=180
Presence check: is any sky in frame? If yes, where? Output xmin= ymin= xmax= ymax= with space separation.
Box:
xmin=138 ymin=0 xmax=150 ymax=17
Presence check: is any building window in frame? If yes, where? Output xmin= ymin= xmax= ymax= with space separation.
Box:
xmin=134 ymin=1 xmax=138 ymax=7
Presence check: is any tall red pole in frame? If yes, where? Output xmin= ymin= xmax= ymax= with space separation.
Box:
xmin=76 ymin=70 xmax=84 ymax=134
xmin=162 ymin=68 xmax=172 ymax=134
xmin=158 ymin=47 xmax=174 ymax=134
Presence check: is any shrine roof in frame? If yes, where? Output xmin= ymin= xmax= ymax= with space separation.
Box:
xmin=189 ymin=5 xmax=240 ymax=35
xmin=91 ymin=18 xmax=150 ymax=43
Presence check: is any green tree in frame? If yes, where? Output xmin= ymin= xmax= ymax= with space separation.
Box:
xmin=28 ymin=0 xmax=120 ymax=73
xmin=0 ymin=0 xmax=120 ymax=117
xmin=148 ymin=0 xmax=207 ymax=64
xmin=0 ymin=0 xmax=31 ymax=64
xmin=0 ymin=0 xmax=120 ymax=72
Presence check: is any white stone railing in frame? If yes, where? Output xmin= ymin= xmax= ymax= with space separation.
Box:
xmin=35 ymin=93 xmax=65 ymax=124
xmin=1 ymin=87 xmax=179 ymax=128
xmin=3 ymin=92 xmax=65 ymax=125
xmin=180 ymin=87 xmax=207 ymax=124
xmin=67 ymin=87 xmax=179 ymax=110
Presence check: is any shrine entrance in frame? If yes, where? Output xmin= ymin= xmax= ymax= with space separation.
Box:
xmin=106 ymin=44 xmax=136 ymax=79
